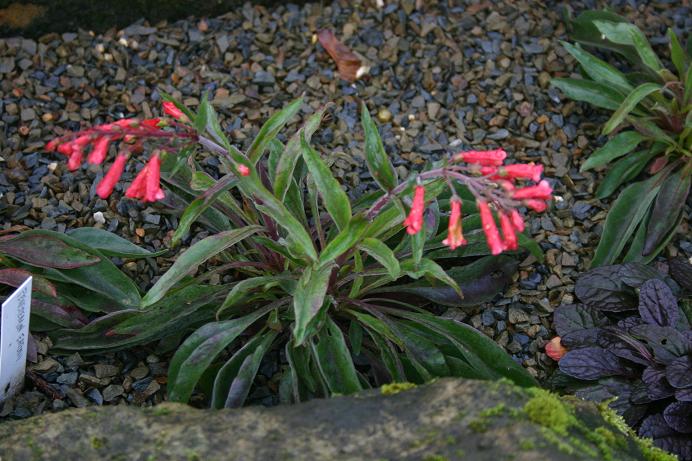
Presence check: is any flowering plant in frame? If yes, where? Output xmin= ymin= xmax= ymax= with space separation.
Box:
xmin=552 ymin=10 xmax=691 ymax=267
xmin=46 ymin=96 xmax=551 ymax=406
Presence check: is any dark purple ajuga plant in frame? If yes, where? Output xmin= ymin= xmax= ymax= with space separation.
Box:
xmin=552 ymin=261 xmax=691 ymax=460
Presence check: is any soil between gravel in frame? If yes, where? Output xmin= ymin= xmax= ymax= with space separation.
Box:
xmin=0 ymin=0 xmax=690 ymax=419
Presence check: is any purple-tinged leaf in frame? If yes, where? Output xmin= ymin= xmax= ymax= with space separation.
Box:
xmin=608 ymin=342 xmax=653 ymax=366
xmin=676 ymin=387 xmax=692 ymax=402
xmin=663 ymin=401 xmax=692 ymax=433
xmin=669 ymin=257 xmax=692 ymax=292
xmin=554 ymin=304 xmax=607 ymax=336
xmin=617 ymin=316 xmax=644 ymax=331
xmin=639 ymin=414 xmax=692 ymax=461
xmin=559 ymin=347 xmax=629 ymax=380
xmin=666 ymin=355 xmax=692 ymax=389
xmin=0 ymin=232 xmax=100 ymax=269
xmin=642 ymin=367 xmax=675 ymax=401
xmin=643 ymin=171 xmax=690 ymax=256
xmin=639 ymin=279 xmax=679 ymax=327
xmin=561 ymin=328 xmax=603 ymax=348
xmin=631 ymin=325 xmax=689 ymax=363
xmin=0 ymin=268 xmax=57 ymax=297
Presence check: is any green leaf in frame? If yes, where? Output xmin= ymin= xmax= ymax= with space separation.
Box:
xmin=142 ymin=226 xmax=262 ymax=307
xmin=594 ymin=20 xmax=663 ymax=73
xmin=318 ymin=216 xmax=368 ymax=266
xmin=560 ymin=41 xmax=633 ymax=93
xmin=273 ymin=107 xmax=327 ymax=201
xmin=311 ymin=316 xmax=363 ymax=395
xmin=581 ymin=131 xmax=646 ymax=171
xmin=668 ymin=28 xmax=688 ymax=79
xmin=602 ymin=83 xmax=660 ymax=134
xmin=401 ymin=258 xmax=462 ymax=299
xmin=387 ymin=310 xmax=537 ymax=387
xmin=518 ymin=232 xmax=544 ymax=263
xmin=551 ymin=78 xmax=625 ymax=110
xmin=222 ymin=330 xmax=278 ymax=408
xmin=194 ymin=92 xmax=211 ymax=133
xmin=596 ymin=144 xmax=664 ymax=199
xmin=0 ymin=231 xmax=100 ymax=269
xmin=167 ymin=306 xmax=272 ymax=403
xmin=361 ymin=104 xmax=398 ymax=191
xmin=286 ymin=342 xmax=318 ymax=400
xmin=358 ymin=237 xmax=400 ymax=279
xmin=293 ymin=263 xmax=334 ymax=345
xmin=591 ymin=174 xmax=662 ymax=267
xmin=348 ymin=320 xmax=363 ymax=356
xmin=216 ymin=275 xmax=291 ymax=319
xmin=299 ymin=132 xmax=352 ymax=230
xmin=66 ymin=228 xmax=166 ymax=259
xmin=569 ymin=10 xmax=641 ymax=65
xmin=210 ymin=332 xmax=268 ymax=408
xmin=248 ymin=97 xmax=303 ymax=165
xmin=643 ymin=171 xmax=690 ymax=256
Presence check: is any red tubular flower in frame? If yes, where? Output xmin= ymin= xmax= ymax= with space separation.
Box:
xmin=145 ymin=154 xmax=165 ymax=202
xmin=545 ymin=336 xmax=567 ymax=361
xmin=96 ymin=153 xmax=128 ymax=199
xmin=524 ymin=199 xmax=547 ymax=212
xmin=125 ymin=164 xmax=148 ymax=200
xmin=478 ymin=200 xmax=503 ymax=255
xmin=513 ymin=180 xmax=553 ymax=200
xmin=510 ymin=209 xmax=525 ymax=233
xmin=499 ymin=212 xmax=518 ymax=251
xmin=443 ymin=197 xmax=466 ymax=250
xmin=141 ymin=118 xmax=162 ymax=128
xmin=87 ymin=136 xmax=111 ymax=165
xmin=163 ymin=101 xmax=184 ymax=120
xmin=453 ymin=149 xmax=506 ymax=166
xmin=480 ymin=166 xmax=498 ymax=176
xmin=499 ymin=163 xmax=543 ymax=182
xmin=403 ymin=185 xmax=426 ymax=235
xmin=237 ymin=164 xmax=251 ymax=176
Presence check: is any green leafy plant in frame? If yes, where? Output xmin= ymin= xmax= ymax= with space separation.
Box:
xmin=43 ymin=96 xmax=554 ymax=407
xmin=552 ymin=10 xmax=691 ymax=267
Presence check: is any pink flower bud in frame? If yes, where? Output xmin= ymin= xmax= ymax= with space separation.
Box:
xmin=524 ymin=199 xmax=547 ymax=212
xmin=499 ymin=163 xmax=543 ymax=182
xmin=510 ymin=209 xmax=525 ymax=233
xmin=512 ymin=180 xmax=553 ymax=200
xmin=141 ymin=118 xmax=163 ymax=128
xmin=96 ymin=153 xmax=128 ymax=199
xmin=87 ymin=136 xmax=111 ymax=165
xmin=478 ymin=200 xmax=503 ymax=255
xmin=442 ymin=197 xmax=466 ymax=250
xmin=545 ymin=336 xmax=567 ymax=361
xmin=125 ymin=165 xmax=148 ymax=200
xmin=163 ymin=101 xmax=184 ymax=120
xmin=453 ymin=149 xmax=507 ymax=166
xmin=237 ymin=164 xmax=251 ymax=176
xmin=144 ymin=154 xmax=165 ymax=202
xmin=403 ymin=185 xmax=426 ymax=235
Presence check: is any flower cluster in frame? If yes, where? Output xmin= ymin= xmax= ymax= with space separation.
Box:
xmin=403 ymin=149 xmax=552 ymax=256
xmin=44 ymin=102 xmax=246 ymax=204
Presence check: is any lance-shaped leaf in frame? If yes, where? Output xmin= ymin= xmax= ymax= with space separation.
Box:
xmin=299 ymin=131 xmax=351 ymax=230
xmin=0 ymin=232 xmax=99 ymax=269
xmin=357 ymin=237 xmax=400 ymax=279
xmin=569 ymin=10 xmax=641 ymax=65
xmin=593 ymin=20 xmax=663 ymax=73
xmin=67 ymin=227 xmax=166 ymax=259
xmin=361 ymin=104 xmax=398 ymax=191
xmin=167 ymin=304 xmax=274 ymax=403
xmin=668 ymin=28 xmax=688 ymax=78
xmin=216 ymin=275 xmax=292 ymax=319
xmin=210 ymin=333 xmax=268 ymax=408
xmin=551 ymin=78 xmax=625 ymax=110
xmin=222 ymin=330 xmax=278 ymax=408
xmin=318 ymin=216 xmax=368 ymax=266
xmin=602 ymin=83 xmax=660 ymax=135
xmin=311 ymin=316 xmax=363 ymax=395
xmin=293 ymin=263 xmax=334 ymax=345
xmin=0 ymin=268 xmax=56 ymax=297
xmin=560 ymin=41 xmax=633 ymax=93
xmin=596 ymin=144 xmax=664 ymax=199
xmin=142 ymin=226 xmax=262 ymax=307
xmin=592 ymin=174 xmax=662 ymax=267
xmin=248 ymin=97 xmax=303 ymax=164
xmin=643 ymin=170 xmax=690 ymax=256
xmin=581 ymin=131 xmax=646 ymax=172
xmin=273 ymin=106 xmax=328 ymax=201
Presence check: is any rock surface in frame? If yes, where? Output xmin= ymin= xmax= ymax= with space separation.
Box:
xmin=0 ymin=378 xmax=662 ymax=460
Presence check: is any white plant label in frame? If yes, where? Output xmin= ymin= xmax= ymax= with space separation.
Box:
xmin=0 ymin=277 xmax=32 ymax=403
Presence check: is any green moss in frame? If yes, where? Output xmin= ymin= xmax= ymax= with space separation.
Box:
xmin=151 ymin=406 xmax=173 ymax=417
xmin=423 ymin=455 xmax=449 ymax=461
xmin=467 ymin=403 xmax=507 ymax=433
xmin=90 ymin=436 xmax=106 ymax=449
xmin=636 ymin=436 xmax=678 ymax=461
xmin=380 ymin=382 xmax=416 ymax=395
xmin=519 ymin=440 xmax=535 ymax=451
xmin=524 ymin=389 xmax=573 ymax=436
xmin=539 ymin=427 xmax=574 ymax=455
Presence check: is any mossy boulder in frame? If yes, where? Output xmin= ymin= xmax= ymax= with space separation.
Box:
xmin=0 ymin=378 xmax=673 ymax=460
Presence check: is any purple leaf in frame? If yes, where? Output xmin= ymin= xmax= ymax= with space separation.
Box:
xmin=0 ymin=233 xmax=100 ymax=269
xmin=639 ymin=413 xmax=678 ymax=439
xmin=617 ymin=316 xmax=644 ymax=331
xmin=666 ymin=355 xmax=692 ymax=389
xmin=639 ymin=279 xmax=679 ymax=327
xmin=631 ymin=325 xmax=689 ymax=364
xmin=664 ymin=402 xmax=692 ymax=433
xmin=559 ymin=347 xmax=628 ymax=380
xmin=554 ymin=304 xmax=607 ymax=336
xmin=639 ymin=414 xmax=692 ymax=461
xmin=676 ymin=387 xmax=692 ymax=402
xmin=669 ymin=257 xmax=692 ymax=292
xmin=561 ymin=328 xmax=603 ymax=348
xmin=641 ymin=367 xmax=675 ymax=401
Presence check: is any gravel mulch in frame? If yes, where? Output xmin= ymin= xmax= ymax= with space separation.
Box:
xmin=0 ymin=0 xmax=690 ymax=419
